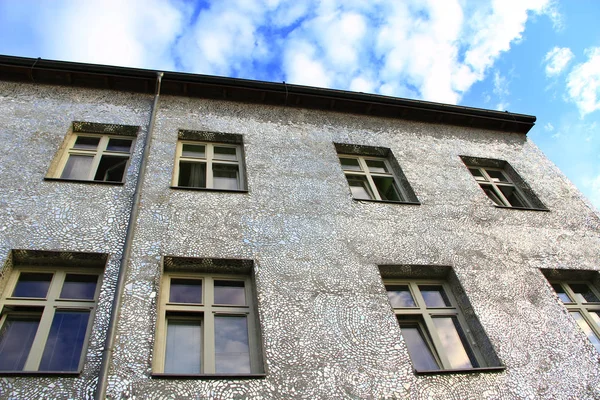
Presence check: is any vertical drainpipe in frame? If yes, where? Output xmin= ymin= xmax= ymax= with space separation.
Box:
xmin=95 ymin=71 xmax=164 ymax=400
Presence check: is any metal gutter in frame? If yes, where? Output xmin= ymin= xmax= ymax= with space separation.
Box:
xmin=94 ymin=71 xmax=164 ymax=400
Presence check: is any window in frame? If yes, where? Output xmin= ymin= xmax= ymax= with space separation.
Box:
xmin=154 ymin=272 xmax=262 ymax=375
xmin=173 ymin=142 xmax=245 ymax=190
xmin=550 ymin=282 xmax=600 ymax=352
xmin=56 ymin=134 xmax=134 ymax=183
xmin=0 ymin=268 xmax=102 ymax=372
xmin=385 ymin=280 xmax=486 ymax=372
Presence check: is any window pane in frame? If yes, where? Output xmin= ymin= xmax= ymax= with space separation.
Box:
xmin=569 ymin=284 xmax=600 ymax=303
xmin=39 ymin=310 xmax=90 ymax=371
xmin=60 ymin=274 xmax=98 ymax=300
xmin=73 ymin=136 xmax=100 ymax=150
xmin=485 ymin=169 xmax=509 ymax=183
xmin=214 ymin=281 xmax=246 ymax=305
xmin=386 ymin=285 xmax=416 ymax=308
xmin=571 ymin=311 xmax=600 ymax=352
xmin=94 ymin=155 xmax=128 ymax=182
xmin=12 ymin=273 xmax=53 ymax=298
xmin=433 ymin=317 xmax=477 ymax=369
xmin=366 ymin=160 xmax=388 ymax=173
xmin=178 ymin=161 xmax=207 ymax=188
xmin=419 ymin=285 xmax=451 ymax=307
xmin=106 ymin=138 xmax=133 ymax=153
xmin=169 ymin=279 xmax=202 ymax=303
xmin=479 ymin=184 xmax=504 ymax=206
xmin=165 ymin=319 xmax=202 ymax=374
xmin=552 ymin=284 xmax=573 ymax=303
xmin=373 ymin=176 xmax=402 ymax=201
xmin=182 ymin=144 xmax=206 ymax=158
xmin=498 ymin=185 xmax=526 ymax=208
xmin=468 ymin=168 xmax=486 ymax=181
xmin=214 ymin=146 xmax=237 ymax=161
xmin=61 ymin=155 xmax=93 ymax=180
xmin=399 ymin=322 xmax=439 ymax=371
xmin=0 ymin=316 xmax=40 ymax=371
xmin=346 ymin=175 xmax=373 ymax=200
xmin=214 ymin=316 xmax=250 ymax=373
xmin=213 ymin=164 xmax=239 ymax=190
xmin=339 ymin=157 xmax=362 ymax=171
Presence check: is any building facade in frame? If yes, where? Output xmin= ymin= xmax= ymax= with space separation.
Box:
xmin=0 ymin=56 xmax=600 ymax=399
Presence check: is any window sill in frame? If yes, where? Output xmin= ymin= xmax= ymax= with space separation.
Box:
xmin=44 ymin=177 xmax=125 ymax=186
xmin=353 ymin=198 xmax=420 ymax=205
xmin=415 ymin=366 xmax=506 ymax=375
xmin=151 ymin=373 xmax=266 ymax=380
xmin=0 ymin=371 xmax=81 ymax=377
xmin=493 ymin=204 xmax=549 ymax=212
xmin=170 ymin=186 xmax=249 ymax=194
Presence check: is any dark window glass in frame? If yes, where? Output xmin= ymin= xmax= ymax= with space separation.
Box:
xmin=0 ymin=316 xmax=40 ymax=371
xmin=386 ymin=285 xmax=416 ymax=308
xmin=498 ymin=186 xmax=526 ymax=208
xmin=570 ymin=284 xmax=600 ymax=303
xmin=214 ymin=281 xmax=246 ymax=305
xmin=552 ymin=284 xmax=573 ymax=303
xmin=60 ymin=275 xmax=98 ymax=300
xmin=366 ymin=160 xmax=388 ymax=173
xmin=485 ymin=169 xmax=509 ymax=182
xmin=468 ymin=168 xmax=486 ymax=181
xmin=12 ymin=273 xmax=53 ymax=298
xmin=61 ymin=155 xmax=93 ymax=180
xmin=214 ymin=146 xmax=237 ymax=161
xmin=169 ymin=279 xmax=203 ymax=304
xmin=339 ymin=158 xmax=362 ymax=171
xmin=399 ymin=321 xmax=439 ymax=371
xmin=373 ymin=176 xmax=401 ymax=201
xmin=39 ymin=310 xmax=90 ymax=371
xmin=106 ymin=138 xmax=133 ymax=153
xmin=215 ymin=316 xmax=250 ymax=373
xmin=213 ymin=164 xmax=239 ymax=190
xmin=182 ymin=144 xmax=206 ymax=158
xmin=165 ymin=319 xmax=202 ymax=374
xmin=94 ymin=155 xmax=128 ymax=182
xmin=346 ymin=175 xmax=373 ymax=199
xmin=419 ymin=285 xmax=451 ymax=307
xmin=178 ymin=162 xmax=207 ymax=188
xmin=480 ymin=184 xmax=504 ymax=206
xmin=73 ymin=136 xmax=100 ymax=150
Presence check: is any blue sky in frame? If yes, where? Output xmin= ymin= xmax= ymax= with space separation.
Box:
xmin=1 ymin=0 xmax=599 ymax=209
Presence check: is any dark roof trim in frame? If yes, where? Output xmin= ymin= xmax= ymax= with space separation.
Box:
xmin=0 ymin=55 xmax=535 ymax=134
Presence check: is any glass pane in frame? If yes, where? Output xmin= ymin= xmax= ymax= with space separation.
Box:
xmin=214 ymin=146 xmax=237 ymax=161
xmin=214 ymin=281 xmax=246 ymax=305
xmin=373 ymin=176 xmax=402 ymax=201
xmin=169 ymin=279 xmax=202 ymax=304
xmin=213 ymin=164 xmax=239 ymax=190
xmin=346 ymin=175 xmax=373 ymax=200
xmin=485 ymin=169 xmax=509 ymax=182
xmin=571 ymin=311 xmax=600 ymax=352
xmin=178 ymin=161 xmax=207 ymax=188
xmin=94 ymin=155 xmax=128 ymax=182
xmin=165 ymin=319 xmax=202 ymax=374
xmin=215 ymin=316 xmax=251 ymax=373
xmin=39 ymin=310 xmax=90 ymax=371
xmin=12 ymin=273 xmax=53 ymax=298
xmin=182 ymin=144 xmax=206 ymax=158
xmin=569 ymin=284 xmax=600 ymax=303
xmin=468 ymin=168 xmax=486 ymax=181
xmin=399 ymin=322 xmax=439 ymax=371
xmin=339 ymin=157 xmax=362 ymax=171
xmin=480 ymin=184 xmax=504 ymax=206
xmin=60 ymin=274 xmax=98 ymax=300
xmin=433 ymin=317 xmax=477 ymax=369
xmin=552 ymin=284 xmax=573 ymax=303
xmin=366 ymin=159 xmax=388 ymax=173
xmin=386 ymin=285 xmax=416 ymax=308
xmin=106 ymin=138 xmax=133 ymax=153
xmin=73 ymin=136 xmax=100 ymax=150
xmin=61 ymin=155 xmax=93 ymax=180
xmin=419 ymin=285 xmax=451 ymax=307
xmin=0 ymin=316 xmax=40 ymax=371
xmin=498 ymin=185 xmax=527 ymax=208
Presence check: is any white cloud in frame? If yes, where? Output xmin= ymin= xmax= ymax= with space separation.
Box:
xmin=544 ymin=47 xmax=574 ymax=76
xmin=544 ymin=122 xmax=554 ymax=131
xmin=566 ymin=47 xmax=600 ymax=116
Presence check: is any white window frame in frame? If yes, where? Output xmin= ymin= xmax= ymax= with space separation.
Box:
xmin=172 ymin=141 xmax=245 ymax=190
xmin=55 ymin=133 xmax=135 ymax=182
xmin=153 ymin=272 xmax=261 ymax=375
xmin=466 ymin=165 xmax=531 ymax=208
xmin=0 ymin=267 xmax=103 ymax=372
xmin=338 ymin=155 xmax=407 ymax=201
xmin=384 ymin=279 xmax=486 ymax=371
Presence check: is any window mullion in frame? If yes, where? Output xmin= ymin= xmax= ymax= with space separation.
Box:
xmin=490 ymin=184 xmax=511 ymax=207
xmin=422 ymin=312 xmax=450 ymax=369
xmin=360 ymin=158 xmax=381 ymax=200
xmin=581 ymin=308 xmax=600 ymax=340
xmin=207 ymin=144 xmax=214 ymax=188
xmin=23 ymin=305 xmax=55 ymax=370
xmin=88 ymin=136 xmax=106 ymax=180
xmin=204 ymin=277 xmax=216 ymax=373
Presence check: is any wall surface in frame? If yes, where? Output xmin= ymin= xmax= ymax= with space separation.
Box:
xmin=1 ymin=82 xmax=600 ymax=399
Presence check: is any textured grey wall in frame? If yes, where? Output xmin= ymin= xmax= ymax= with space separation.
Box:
xmin=1 ymin=81 xmax=600 ymax=399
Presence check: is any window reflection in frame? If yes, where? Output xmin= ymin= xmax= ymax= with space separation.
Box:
xmin=165 ymin=319 xmax=202 ymax=374
xmin=39 ymin=311 xmax=90 ymax=371
xmin=12 ymin=273 xmax=53 ymax=298
xmin=215 ymin=316 xmax=250 ymax=373
xmin=214 ymin=281 xmax=246 ymax=305
xmin=0 ymin=316 xmax=40 ymax=371
xmin=419 ymin=285 xmax=451 ymax=307
xmin=386 ymin=285 xmax=416 ymax=308
xmin=399 ymin=321 xmax=439 ymax=371
xmin=570 ymin=312 xmax=600 ymax=352
xmin=432 ymin=317 xmax=477 ymax=369
xmin=169 ymin=279 xmax=202 ymax=303
xmin=60 ymin=274 xmax=98 ymax=300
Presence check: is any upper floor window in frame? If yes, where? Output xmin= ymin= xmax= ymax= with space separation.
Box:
xmin=173 ymin=142 xmax=245 ymax=191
